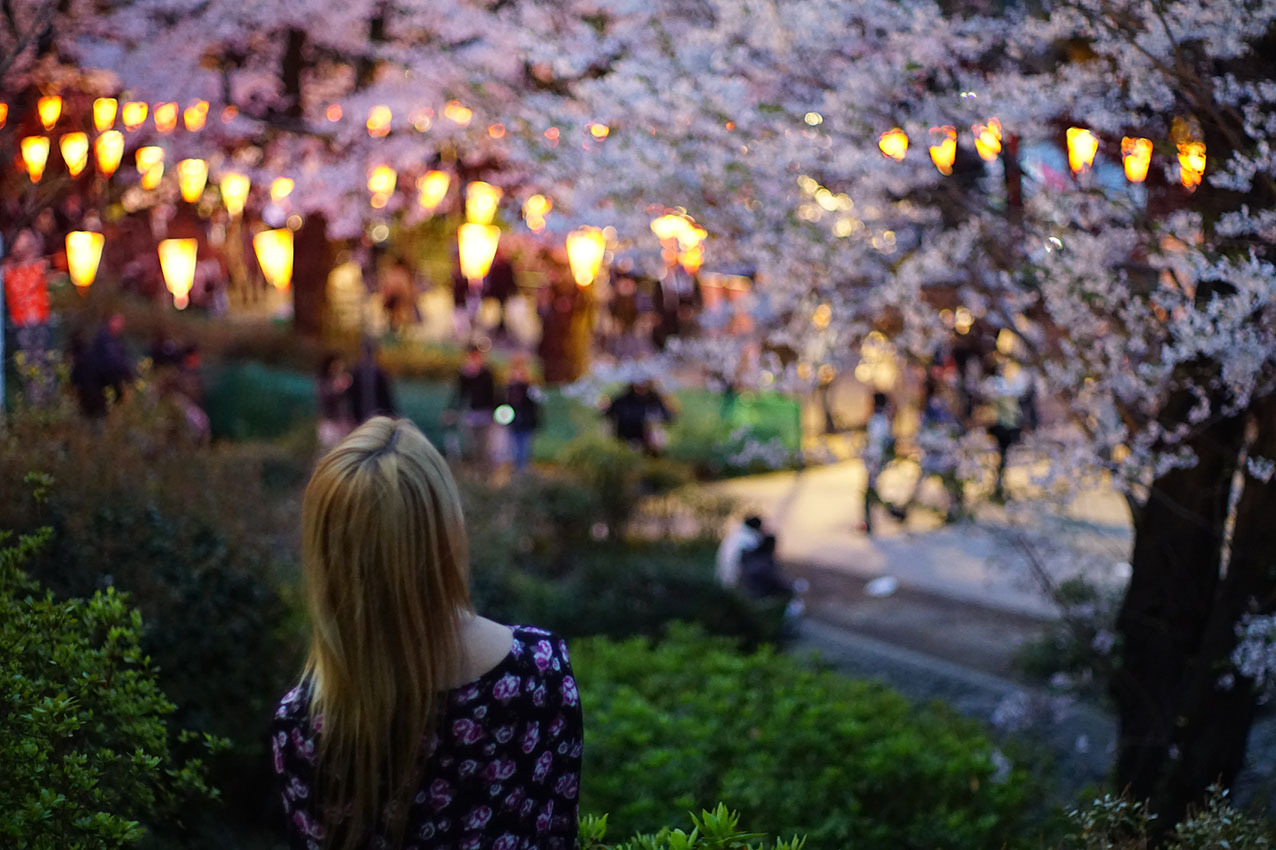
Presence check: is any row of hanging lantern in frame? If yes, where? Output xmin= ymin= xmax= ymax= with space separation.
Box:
xmin=0 ymin=96 xmax=213 ymax=135
xmin=62 ymin=226 xmax=292 ymax=309
xmin=875 ymin=119 xmax=1206 ymax=190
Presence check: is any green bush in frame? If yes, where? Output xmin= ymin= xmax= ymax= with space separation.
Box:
xmin=574 ymin=627 xmax=1032 ymax=850
xmin=1064 ymin=788 xmax=1275 ymax=849
xmin=0 ymin=524 xmax=222 ymax=849
xmin=580 ymin=804 xmax=805 ymax=850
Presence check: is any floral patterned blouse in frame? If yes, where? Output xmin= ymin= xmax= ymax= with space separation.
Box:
xmin=272 ymin=625 xmax=583 ymax=850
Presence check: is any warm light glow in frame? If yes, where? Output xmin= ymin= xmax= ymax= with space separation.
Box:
xmin=183 ymin=100 xmax=209 ymax=131
xmin=566 ymin=226 xmax=607 ymax=287
xmin=153 ymin=102 xmax=178 ymax=133
xmin=488 ymin=123 xmax=506 ymax=139
xmin=522 ymin=194 xmax=552 ymax=232
xmin=589 ymin=122 xmax=610 ymax=140
xmin=1121 ymin=137 xmax=1153 ymax=183
xmin=928 ymin=126 xmax=956 ymax=175
xmin=177 ymin=158 xmax=209 ymax=203
xmin=878 ymin=128 xmax=909 ymax=161
xmin=650 ymin=213 xmax=687 ymax=243
xmin=220 ymin=172 xmax=251 ymax=216
xmin=326 ymin=104 xmax=343 ymax=122
xmin=21 ymin=136 xmax=50 ymax=182
xmin=95 ymin=131 xmax=124 ymax=176
xmin=37 ymin=96 xmax=62 ymax=130
xmin=93 ymin=98 xmax=117 ymax=132
xmin=253 ymin=228 xmax=294 ymax=290
xmin=465 ymin=181 xmax=502 ymax=224
xmin=0 ymin=102 xmax=7 ymax=129
xmin=444 ymin=101 xmax=473 ymax=126
xmin=416 ymin=171 xmax=451 ymax=212
xmin=972 ymin=118 xmax=1002 ymax=162
xmin=66 ymin=231 xmax=105 ymax=289
xmin=158 ymin=238 xmax=198 ymax=309
xmin=679 ymin=244 xmax=704 ymax=275
xmin=457 ymin=223 xmax=500 ymax=283
xmin=136 ymin=146 xmax=165 ymax=189
xmin=1178 ymin=140 xmax=1206 ymax=191
xmin=1066 ymin=127 xmax=1098 ymax=174
xmin=59 ymin=133 xmax=90 ymax=177
xmin=367 ymin=165 xmax=397 ymax=202
xmin=122 ymin=101 xmax=148 ymax=131
xmin=270 ymin=177 xmax=295 ymax=202
xmin=676 ymin=222 xmax=706 ymax=251
xmin=367 ymin=105 xmax=392 ymax=137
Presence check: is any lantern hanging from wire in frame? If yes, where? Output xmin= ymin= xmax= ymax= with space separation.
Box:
xmin=1178 ymin=140 xmax=1206 ymax=191
xmin=121 ymin=101 xmax=148 ymax=131
xmin=66 ymin=231 xmax=105 ymax=289
xmin=37 ymin=95 xmax=62 ymax=130
xmin=271 ymin=177 xmax=295 ymax=202
xmin=650 ymin=213 xmax=688 ymax=244
xmin=1066 ymin=127 xmax=1098 ymax=174
xmin=417 ymin=171 xmax=451 ymax=213
xmin=679 ymin=243 xmax=704 ymax=275
xmin=178 ymin=158 xmax=209 ymax=203
xmin=20 ymin=136 xmax=50 ymax=182
xmin=928 ymin=126 xmax=956 ymax=175
xmin=522 ymin=194 xmax=552 ymax=232
xmin=566 ymin=226 xmax=606 ymax=287
xmin=60 ymin=133 xmax=90 ymax=177
xmin=465 ymin=181 xmax=502 ymax=224
xmin=95 ymin=131 xmax=124 ymax=177
xmin=1121 ymin=137 xmax=1153 ymax=183
xmin=457 ymin=223 xmax=500 ymax=285
xmin=158 ymin=238 xmax=198 ymax=309
xmin=0 ymin=102 xmax=8 ymax=129
xmin=184 ymin=101 xmax=209 ymax=131
xmin=878 ymin=128 xmax=909 ymax=161
xmin=972 ymin=118 xmax=1002 ymax=162
xmin=368 ymin=165 xmax=397 ymax=208
xmin=253 ymin=229 xmax=294 ymax=290
xmin=153 ymin=102 xmax=178 ymax=134
xmin=136 ymin=146 xmax=165 ymax=189
xmin=93 ymin=98 xmax=118 ymax=132
xmin=220 ymin=172 xmax=251 ymax=216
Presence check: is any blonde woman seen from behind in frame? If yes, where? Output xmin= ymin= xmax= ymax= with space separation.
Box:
xmin=272 ymin=417 xmax=583 ymax=850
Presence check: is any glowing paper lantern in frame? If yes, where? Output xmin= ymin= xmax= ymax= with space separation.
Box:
xmin=253 ymin=228 xmax=294 ymax=290
xmin=416 ymin=171 xmax=450 ymax=212
xmin=37 ymin=96 xmax=62 ymax=130
xmin=465 ymin=181 xmax=502 ymax=224
xmin=1121 ymin=137 xmax=1153 ymax=183
xmin=650 ymin=213 xmax=688 ymax=243
xmin=66 ymin=231 xmax=105 ymax=289
xmin=0 ymin=102 xmax=7 ymax=129
xmin=367 ymin=105 xmax=392 ymax=137
xmin=929 ymin=126 xmax=956 ymax=175
xmin=270 ymin=177 xmax=295 ymax=201
xmin=566 ymin=226 xmax=607 ymax=287
xmin=679 ymin=244 xmax=704 ymax=275
xmin=153 ymin=102 xmax=178 ymax=134
xmin=20 ymin=136 xmax=50 ymax=182
xmin=95 ymin=131 xmax=124 ymax=177
xmin=676 ymin=222 xmax=706 ymax=251
xmin=589 ymin=123 xmax=610 ymax=140
xmin=136 ymin=146 xmax=165 ymax=189
xmin=59 ymin=132 xmax=90 ymax=177
xmin=158 ymin=238 xmax=198 ymax=309
xmin=444 ymin=101 xmax=473 ymax=126
xmin=93 ymin=98 xmax=117 ymax=132
xmin=1178 ymin=141 xmax=1206 ymax=191
xmin=177 ymin=158 xmax=209 ymax=203
xmin=367 ymin=165 xmax=397 ymax=207
xmin=878 ymin=128 xmax=909 ymax=161
xmin=121 ymin=101 xmax=148 ymax=131
xmin=1066 ymin=127 xmax=1098 ymax=174
xmin=522 ymin=194 xmax=552 ymax=232
xmin=457 ymin=223 xmax=500 ymax=284
xmin=220 ymin=172 xmax=251 ymax=216
xmin=183 ymin=100 xmax=209 ymax=131
xmin=972 ymin=118 xmax=1002 ymax=162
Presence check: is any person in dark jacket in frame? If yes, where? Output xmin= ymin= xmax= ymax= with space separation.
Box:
xmin=71 ymin=312 xmax=135 ymax=418
xmin=349 ymin=338 xmax=396 ymax=424
xmin=503 ymin=354 xmax=542 ymax=471
xmin=604 ymin=380 xmax=673 ymax=456
xmin=449 ymin=345 xmax=498 ymax=464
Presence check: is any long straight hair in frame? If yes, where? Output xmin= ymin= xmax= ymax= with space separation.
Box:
xmin=300 ymin=417 xmax=472 ymax=850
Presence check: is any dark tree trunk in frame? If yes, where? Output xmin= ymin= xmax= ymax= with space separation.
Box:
xmin=292 ymin=214 xmax=333 ymax=338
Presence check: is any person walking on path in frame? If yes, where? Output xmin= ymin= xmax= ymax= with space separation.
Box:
xmin=448 ymin=344 xmax=499 ymax=465
xmin=348 ymin=338 xmax=397 ymax=425
xmin=898 ymin=382 xmax=966 ymax=523
xmin=273 ymin=418 xmax=583 ymax=850
xmin=604 ymin=379 xmax=674 ymax=456
xmin=987 ymin=360 xmax=1028 ymax=502
xmin=503 ymin=355 xmax=542 ymax=471
xmin=859 ymin=391 xmax=905 ymax=535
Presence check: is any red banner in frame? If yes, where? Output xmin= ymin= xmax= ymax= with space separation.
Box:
xmin=4 ymin=261 xmax=50 ymax=327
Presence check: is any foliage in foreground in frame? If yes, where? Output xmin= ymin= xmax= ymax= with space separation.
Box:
xmin=0 ymin=524 xmax=222 ymax=850
xmin=580 ymin=805 xmax=804 ymax=850
xmin=1065 ymin=788 xmax=1275 ymax=850
xmin=573 ymin=626 xmax=1032 ymax=850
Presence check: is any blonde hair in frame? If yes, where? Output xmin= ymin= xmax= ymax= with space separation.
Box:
xmin=300 ymin=416 xmax=472 ymax=849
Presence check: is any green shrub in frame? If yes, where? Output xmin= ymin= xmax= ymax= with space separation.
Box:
xmin=580 ymin=804 xmax=805 ymax=850
xmin=0 ymin=524 xmax=222 ymax=849
xmin=574 ymin=627 xmax=1032 ymax=850
xmin=1063 ymin=788 xmax=1275 ymax=849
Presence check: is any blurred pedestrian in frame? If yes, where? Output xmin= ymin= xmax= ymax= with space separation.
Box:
xmin=987 ymin=361 xmax=1028 ymax=502
xmin=859 ymin=391 xmax=903 ymax=535
xmin=449 ymin=344 xmax=498 ymax=465
xmin=899 ymin=383 xmax=965 ymax=523
xmin=316 ymin=352 xmax=354 ymax=449
xmin=504 ymin=354 xmax=542 ymax=471
xmin=71 ymin=312 xmax=135 ymax=418
xmin=604 ymin=379 xmax=673 ymax=456
xmin=349 ymin=338 xmax=396 ymax=424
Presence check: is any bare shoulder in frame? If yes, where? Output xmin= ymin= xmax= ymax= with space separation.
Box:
xmin=456 ymin=615 xmax=516 ymax=684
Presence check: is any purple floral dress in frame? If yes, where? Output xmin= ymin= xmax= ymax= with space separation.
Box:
xmin=272 ymin=625 xmax=583 ymax=850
